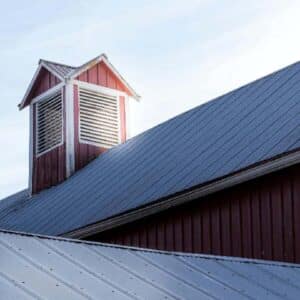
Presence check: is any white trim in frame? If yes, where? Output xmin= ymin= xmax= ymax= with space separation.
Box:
xmin=67 ymin=55 xmax=106 ymax=79
xmin=65 ymin=81 xmax=75 ymax=177
xmin=77 ymin=83 xmax=122 ymax=148
xmin=28 ymin=105 xmax=34 ymax=195
xmin=19 ymin=64 xmax=43 ymax=110
xmin=69 ymin=55 xmax=141 ymax=101
xmin=117 ymin=94 xmax=122 ymax=144
xmin=35 ymin=88 xmax=64 ymax=158
xmin=19 ymin=62 xmax=64 ymax=110
xmin=19 ymin=54 xmax=140 ymax=109
xmin=77 ymin=139 xmax=118 ymax=150
xmin=36 ymin=140 xmax=64 ymax=158
xmin=125 ymin=95 xmax=131 ymax=139
xmin=73 ymin=80 xmax=127 ymax=98
xmin=40 ymin=61 xmax=64 ymax=81
xmin=31 ymin=83 xmax=64 ymax=105
xmin=65 ymin=150 xmax=300 ymax=238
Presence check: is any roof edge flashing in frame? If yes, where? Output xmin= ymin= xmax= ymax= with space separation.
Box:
xmin=2 ymin=229 xmax=300 ymax=268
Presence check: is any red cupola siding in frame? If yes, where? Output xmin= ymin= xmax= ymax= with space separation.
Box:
xmin=19 ymin=54 xmax=140 ymax=194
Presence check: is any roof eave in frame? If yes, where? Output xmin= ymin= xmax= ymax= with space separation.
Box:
xmin=64 ymin=149 xmax=300 ymax=239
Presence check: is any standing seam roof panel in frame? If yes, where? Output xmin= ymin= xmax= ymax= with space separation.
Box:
xmin=1 ymin=230 xmax=300 ymax=299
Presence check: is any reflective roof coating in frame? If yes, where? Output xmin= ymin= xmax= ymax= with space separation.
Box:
xmin=1 ymin=61 xmax=300 ymax=235
xmin=1 ymin=230 xmax=300 ymax=300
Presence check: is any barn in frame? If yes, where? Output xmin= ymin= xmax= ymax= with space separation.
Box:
xmin=1 ymin=53 xmax=300 ymax=271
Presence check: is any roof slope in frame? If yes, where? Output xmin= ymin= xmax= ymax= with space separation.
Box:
xmin=19 ymin=54 xmax=140 ymax=109
xmin=40 ymin=59 xmax=76 ymax=78
xmin=1 ymin=61 xmax=300 ymax=235
xmin=1 ymin=230 xmax=300 ymax=300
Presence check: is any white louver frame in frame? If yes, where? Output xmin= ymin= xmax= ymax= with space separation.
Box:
xmin=78 ymin=86 xmax=121 ymax=148
xmin=35 ymin=89 xmax=63 ymax=156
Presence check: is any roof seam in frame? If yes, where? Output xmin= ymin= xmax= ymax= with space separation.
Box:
xmin=0 ymin=270 xmax=42 ymax=299
xmin=175 ymin=256 xmax=253 ymax=300
xmin=215 ymin=260 xmax=285 ymax=299
xmin=129 ymin=250 xmax=217 ymax=299
xmin=0 ymin=237 xmax=93 ymax=299
xmin=36 ymin=238 xmax=138 ymax=300
xmin=87 ymin=246 xmax=181 ymax=300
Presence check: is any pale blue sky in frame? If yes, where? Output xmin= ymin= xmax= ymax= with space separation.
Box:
xmin=1 ymin=0 xmax=300 ymax=198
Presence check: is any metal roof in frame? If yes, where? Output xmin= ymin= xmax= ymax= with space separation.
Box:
xmin=1 ymin=230 xmax=300 ymax=300
xmin=40 ymin=59 xmax=77 ymax=78
xmin=1 ymin=61 xmax=300 ymax=235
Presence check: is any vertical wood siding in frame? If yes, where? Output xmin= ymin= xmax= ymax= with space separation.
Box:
xmin=76 ymin=61 xmax=132 ymax=95
xmin=88 ymin=164 xmax=300 ymax=264
xmin=74 ymin=61 xmax=128 ymax=171
xmin=32 ymin=84 xmax=66 ymax=194
xmin=28 ymin=67 xmax=61 ymax=103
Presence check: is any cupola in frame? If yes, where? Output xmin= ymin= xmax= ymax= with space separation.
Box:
xmin=19 ymin=54 xmax=140 ymax=194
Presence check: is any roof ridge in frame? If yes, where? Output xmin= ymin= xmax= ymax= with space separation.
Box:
xmin=1 ymin=229 xmax=300 ymax=268
xmin=39 ymin=59 xmax=77 ymax=69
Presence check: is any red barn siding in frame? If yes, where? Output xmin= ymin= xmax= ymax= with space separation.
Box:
xmin=32 ymin=87 xmax=66 ymax=194
xmin=27 ymin=67 xmax=60 ymax=106
xmin=87 ymin=164 xmax=300 ymax=264
xmin=76 ymin=61 xmax=132 ymax=96
xmin=74 ymin=62 xmax=128 ymax=171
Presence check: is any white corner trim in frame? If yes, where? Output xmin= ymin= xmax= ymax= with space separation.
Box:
xmin=65 ymin=81 xmax=75 ymax=177
xmin=28 ymin=105 xmax=34 ymax=195
xmin=64 ymin=150 xmax=300 ymax=238
xmin=73 ymin=80 xmax=127 ymax=98
xmin=125 ymin=95 xmax=131 ymax=139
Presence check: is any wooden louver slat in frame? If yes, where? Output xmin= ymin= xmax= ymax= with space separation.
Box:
xmin=79 ymin=88 xmax=120 ymax=148
xmin=36 ymin=91 xmax=63 ymax=155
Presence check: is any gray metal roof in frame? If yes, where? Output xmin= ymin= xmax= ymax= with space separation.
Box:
xmin=40 ymin=59 xmax=76 ymax=78
xmin=1 ymin=230 xmax=300 ymax=300
xmin=1 ymin=61 xmax=300 ymax=235
xmin=0 ymin=189 xmax=28 ymax=214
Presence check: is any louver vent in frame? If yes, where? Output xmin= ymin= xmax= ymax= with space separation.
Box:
xmin=79 ymin=88 xmax=120 ymax=148
xmin=36 ymin=91 xmax=63 ymax=155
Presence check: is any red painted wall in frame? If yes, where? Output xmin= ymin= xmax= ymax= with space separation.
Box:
xmin=87 ymin=164 xmax=300 ymax=264
xmin=74 ymin=61 xmax=128 ymax=171
xmin=31 ymin=72 xmax=66 ymax=194
xmin=26 ymin=67 xmax=60 ymax=107
xmin=76 ymin=61 xmax=132 ymax=95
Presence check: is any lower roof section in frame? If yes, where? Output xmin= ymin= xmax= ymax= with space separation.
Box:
xmin=1 ymin=230 xmax=300 ymax=300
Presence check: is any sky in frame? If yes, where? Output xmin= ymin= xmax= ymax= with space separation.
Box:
xmin=1 ymin=0 xmax=300 ymax=199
